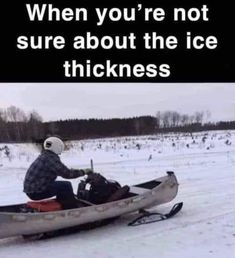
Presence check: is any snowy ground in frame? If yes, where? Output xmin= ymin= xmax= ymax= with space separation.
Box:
xmin=0 ymin=130 xmax=235 ymax=258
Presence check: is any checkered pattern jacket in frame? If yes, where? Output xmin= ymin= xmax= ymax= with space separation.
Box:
xmin=23 ymin=150 xmax=85 ymax=194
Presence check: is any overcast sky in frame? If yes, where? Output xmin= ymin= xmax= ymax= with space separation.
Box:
xmin=0 ymin=83 xmax=234 ymax=122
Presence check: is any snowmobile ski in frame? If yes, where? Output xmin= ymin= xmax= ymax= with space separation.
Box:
xmin=128 ymin=202 xmax=183 ymax=226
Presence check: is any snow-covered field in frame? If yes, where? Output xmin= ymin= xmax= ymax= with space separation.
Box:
xmin=0 ymin=130 xmax=235 ymax=258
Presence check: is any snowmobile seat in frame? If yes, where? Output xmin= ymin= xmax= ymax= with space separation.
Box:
xmin=106 ymin=185 xmax=130 ymax=202
xmin=26 ymin=199 xmax=62 ymax=212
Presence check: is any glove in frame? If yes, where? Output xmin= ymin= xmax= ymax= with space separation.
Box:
xmin=82 ymin=168 xmax=93 ymax=175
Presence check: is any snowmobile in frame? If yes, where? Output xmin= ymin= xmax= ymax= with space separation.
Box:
xmin=0 ymin=171 xmax=183 ymax=239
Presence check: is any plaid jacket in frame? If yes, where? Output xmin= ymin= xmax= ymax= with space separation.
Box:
xmin=23 ymin=150 xmax=85 ymax=194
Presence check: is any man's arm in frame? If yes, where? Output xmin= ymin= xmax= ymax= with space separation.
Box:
xmin=47 ymin=155 xmax=87 ymax=179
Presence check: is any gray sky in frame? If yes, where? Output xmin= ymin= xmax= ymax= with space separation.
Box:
xmin=0 ymin=83 xmax=235 ymax=122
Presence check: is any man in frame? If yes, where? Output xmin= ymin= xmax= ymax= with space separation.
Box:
xmin=23 ymin=136 xmax=92 ymax=209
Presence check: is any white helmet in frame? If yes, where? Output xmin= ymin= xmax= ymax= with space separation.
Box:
xmin=43 ymin=137 xmax=64 ymax=155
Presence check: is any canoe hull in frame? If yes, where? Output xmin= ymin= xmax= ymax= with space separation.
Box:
xmin=0 ymin=172 xmax=178 ymax=238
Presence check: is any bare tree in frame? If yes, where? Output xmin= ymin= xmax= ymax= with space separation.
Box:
xmin=6 ymin=106 xmax=27 ymax=122
xmin=162 ymin=111 xmax=172 ymax=128
xmin=172 ymin=111 xmax=181 ymax=127
xmin=5 ymin=106 xmax=27 ymax=141
xmin=28 ymin=110 xmax=43 ymax=123
xmin=26 ymin=110 xmax=44 ymax=141
xmin=156 ymin=111 xmax=162 ymax=128
xmin=194 ymin=111 xmax=204 ymax=124
xmin=181 ymin=114 xmax=190 ymax=126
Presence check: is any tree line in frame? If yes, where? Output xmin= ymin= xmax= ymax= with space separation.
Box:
xmin=0 ymin=106 xmax=44 ymax=142
xmin=0 ymin=106 xmax=235 ymax=143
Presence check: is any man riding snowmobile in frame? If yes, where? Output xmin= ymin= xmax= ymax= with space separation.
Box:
xmin=23 ymin=136 xmax=93 ymax=209
xmin=23 ymin=136 xmax=129 ymax=210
